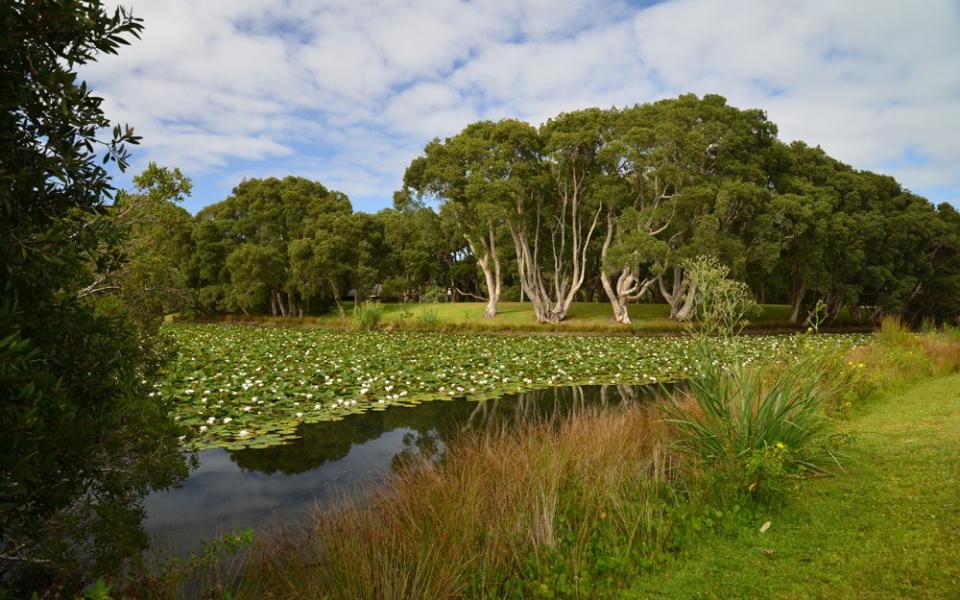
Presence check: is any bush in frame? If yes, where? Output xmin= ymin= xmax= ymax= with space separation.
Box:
xmin=353 ymin=302 xmax=384 ymax=331
xmin=662 ymin=356 xmax=841 ymax=502
xmin=421 ymin=285 xmax=447 ymax=303
xmin=684 ymin=256 xmax=759 ymax=336
xmin=379 ymin=277 xmax=409 ymax=303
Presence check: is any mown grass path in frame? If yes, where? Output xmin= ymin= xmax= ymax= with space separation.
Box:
xmin=634 ymin=374 xmax=960 ymax=598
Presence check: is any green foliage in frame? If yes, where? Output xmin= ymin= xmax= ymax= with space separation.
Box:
xmin=157 ymin=324 xmax=865 ymax=450
xmin=806 ymin=298 xmax=829 ymax=333
xmin=420 ymin=285 xmax=447 ymax=303
xmin=684 ymin=255 xmax=760 ymax=336
xmin=663 ymin=356 xmax=842 ymax=502
xmin=0 ymin=1 xmax=188 ymax=593
xmin=353 ymin=302 xmax=384 ymax=331
xmin=83 ymin=579 xmax=113 ymax=600
xmin=112 ymin=163 xmax=195 ymax=326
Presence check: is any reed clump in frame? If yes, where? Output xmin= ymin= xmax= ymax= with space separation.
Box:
xmin=241 ymin=407 xmax=683 ymax=599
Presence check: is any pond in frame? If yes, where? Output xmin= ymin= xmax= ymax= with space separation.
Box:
xmin=144 ymin=382 xmax=672 ymax=555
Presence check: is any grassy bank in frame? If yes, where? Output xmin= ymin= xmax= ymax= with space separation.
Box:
xmin=632 ymin=372 xmax=960 ymax=598
xmin=184 ymin=302 xmax=868 ymax=334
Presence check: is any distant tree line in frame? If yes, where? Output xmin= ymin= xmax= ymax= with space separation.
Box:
xmin=124 ymin=94 xmax=960 ymax=326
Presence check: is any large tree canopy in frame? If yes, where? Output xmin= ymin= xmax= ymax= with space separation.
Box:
xmin=136 ymin=96 xmax=960 ymax=328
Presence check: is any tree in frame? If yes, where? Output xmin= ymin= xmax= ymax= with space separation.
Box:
xmin=505 ymin=110 xmax=607 ymax=323
xmin=375 ymin=207 xmax=453 ymax=302
xmin=402 ymin=120 xmax=539 ymax=317
xmin=192 ymin=176 xmax=352 ymax=316
xmin=0 ymin=2 xmax=186 ymax=592
xmin=110 ymin=163 xmax=195 ymax=325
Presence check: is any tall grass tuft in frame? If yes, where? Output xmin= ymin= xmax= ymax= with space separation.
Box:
xmin=353 ymin=302 xmax=384 ymax=331
xmin=877 ymin=315 xmax=913 ymax=347
xmin=661 ymin=358 xmax=841 ymax=501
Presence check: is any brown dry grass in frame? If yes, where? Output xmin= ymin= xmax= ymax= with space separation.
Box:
xmin=238 ymin=406 xmax=683 ymax=600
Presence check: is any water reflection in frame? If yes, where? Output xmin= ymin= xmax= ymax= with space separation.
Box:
xmin=145 ymin=383 xmax=671 ymax=554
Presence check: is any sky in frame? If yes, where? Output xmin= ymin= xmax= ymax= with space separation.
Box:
xmin=84 ymin=0 xmax=960 ymax=213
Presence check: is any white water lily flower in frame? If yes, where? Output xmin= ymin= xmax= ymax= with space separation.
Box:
xmin=199 ymin=425 xmax=208 ymax=433
xmin=206 ymin=416 xmax=216 ymax=424
xmin=238 ymin=430 xmax=249 ymax=437
xmin=296 ymin=412 xmax=303 ymax=418
xmin=222 ymin=417 xmax=232 ymax=424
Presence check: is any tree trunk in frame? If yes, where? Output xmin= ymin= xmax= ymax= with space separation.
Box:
xmin=676 ymin=279 xmax=697 ymax=321
xmin=659 ymin=267 xmax=688 ymax=319
xmin=508 ymin=185 xmax=601 ymax=323
xmin=465 ymin=223 xmax=502 ymax=319
xmin=789 ymin=285 xmax=807 ymax=324
xmin=270 ymin=292 xmax=278 ymax=316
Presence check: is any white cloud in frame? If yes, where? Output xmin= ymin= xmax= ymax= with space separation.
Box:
xmin=86 ymin=0 xmax=960 ymax=210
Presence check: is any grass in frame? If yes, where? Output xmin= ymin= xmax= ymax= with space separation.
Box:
xmin=127 ymin=326 xmax=960 ymax=598
xmin=631 ymin=373 xmax=960 ymax=599
xmin=238 ymin=407 xmax=679 ymax=600
xmin=197 ymin=302 xmax=867 ymax=334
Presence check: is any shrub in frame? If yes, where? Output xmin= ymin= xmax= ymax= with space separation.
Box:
xmin=353 ymin=302 xmax=384 ymax=331
xmin=683 ymin=255 xmax=759 ymax=337
xmin=421 ymin=285 xmax=447 ymax=303
xmin=417 ymin=308 xmax=439 ymax=326
xmin=662 ymin=357 xmax=841 ymax=502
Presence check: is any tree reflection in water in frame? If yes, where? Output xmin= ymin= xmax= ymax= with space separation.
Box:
xmin=144 ymin=383 xmax=677 ymax=558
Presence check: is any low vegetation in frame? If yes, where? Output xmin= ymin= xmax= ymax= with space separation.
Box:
xmin=631 ymin=372 xmax=960 ymax=598
xmin=185 ymin=321 xmax=959 ymax=600
xmin=189 ymin=301 xmax=869 ymax=334
xmin=158 ymin=324 xmax=866 ymax=449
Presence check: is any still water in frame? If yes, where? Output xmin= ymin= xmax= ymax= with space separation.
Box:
xmin=144 ymin=383 xmax=670 ymax=554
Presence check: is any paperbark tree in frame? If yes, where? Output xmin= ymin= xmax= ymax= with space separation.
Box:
xmin=401 ymin=120 xmax=536 ymax=317
xmin=507 ymin=109 xmax=609 ymax=323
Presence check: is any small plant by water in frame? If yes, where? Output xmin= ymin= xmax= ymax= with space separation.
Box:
xmin=662 ymin=357 xmax=842 ymax=503
xmin=354 ymin=302 xmax=384 ymax=330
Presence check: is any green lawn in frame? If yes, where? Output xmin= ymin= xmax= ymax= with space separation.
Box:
xmin=215 ymin=302 xmax=813 ymax=333
xmin=634 ymin=374 xmax=960 ymax=599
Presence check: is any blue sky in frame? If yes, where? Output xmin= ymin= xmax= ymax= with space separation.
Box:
xmin=85 ymin=0 xmax=960 ymax=213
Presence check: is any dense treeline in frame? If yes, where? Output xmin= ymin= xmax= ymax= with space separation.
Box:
xmin=142 ymin=94 xmax=959 ymax=326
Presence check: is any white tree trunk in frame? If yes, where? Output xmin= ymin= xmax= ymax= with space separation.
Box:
xmin=466 ymin=222 xmax=502 ymax=319
xmin=508 ymin=181 xmax=601 ymax=323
